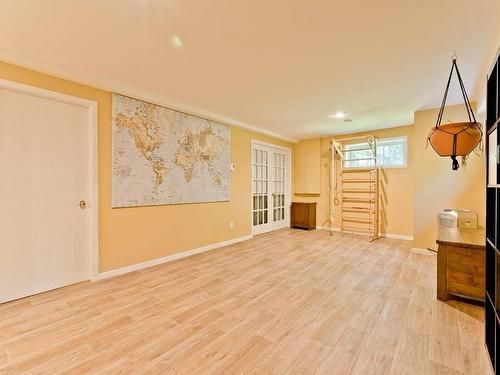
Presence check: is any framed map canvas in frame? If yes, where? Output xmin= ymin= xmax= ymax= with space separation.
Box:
xmin=112 ymin=94 xmax=231 ymax=207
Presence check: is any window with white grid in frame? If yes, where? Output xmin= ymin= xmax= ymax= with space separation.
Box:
xmin=344 ymin=136 xmax=407 ymax=168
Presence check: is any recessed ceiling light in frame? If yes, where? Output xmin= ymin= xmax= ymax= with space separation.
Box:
xmin=329 ymin=111 xmax=347 ymax=119
xmin=170 ymin=35 xmax=183 ymax=49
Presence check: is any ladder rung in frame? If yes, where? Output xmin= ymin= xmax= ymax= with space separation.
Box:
xmin=342 ymin=217 xmax=372 ymax=223
xmin=342 ymin=168 xmax=377 ymax=173
xmin=342 ymin=207 xmax=375 ymax=213
xmin=342 ymin=158 xmax=375 ymax=162
xmin=341 ymin=225 xmax=374 ymax=231
xmin=342 ymin=179 xmax=373 ymax=183
xmin=342 ymin=189 xmax=375 ymax=193
xmin=340 ymin=148 xmax=373 ymax=152
xmin=342 ymin=197 xmax=375 ymax=202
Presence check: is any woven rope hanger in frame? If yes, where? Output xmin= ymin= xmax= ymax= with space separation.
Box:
xmin=427 ymin=55 xmax=482 ymax=170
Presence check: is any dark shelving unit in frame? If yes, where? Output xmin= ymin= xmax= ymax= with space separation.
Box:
xmin=486 ymin=48 xmax=500 ymax=374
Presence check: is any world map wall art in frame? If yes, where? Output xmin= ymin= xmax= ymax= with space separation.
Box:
xmin=112 ymin=94 xmax=231 ymax=207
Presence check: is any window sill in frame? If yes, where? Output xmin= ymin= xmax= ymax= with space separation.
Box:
xmin=378 ymin=164 xmax=408 ymax=169
xmin=343 ymin=164 xmax=408 ymax=170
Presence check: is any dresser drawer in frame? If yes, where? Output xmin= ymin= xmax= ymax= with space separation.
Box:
xmin=446 ymin=245 xmax=485 ymax=301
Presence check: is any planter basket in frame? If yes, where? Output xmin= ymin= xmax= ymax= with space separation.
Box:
xmin=427 ymin=58 xmax=482 ymax=170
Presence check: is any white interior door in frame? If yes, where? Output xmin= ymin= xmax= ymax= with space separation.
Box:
xmin=252 ymin=142 xmax=290 ymax=235
xmin=0 ymin=87 xmax=91 ymax=303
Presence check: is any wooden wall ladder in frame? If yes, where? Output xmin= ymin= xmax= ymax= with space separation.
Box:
xmin=330 ymin=135 xmax=379 ymax=241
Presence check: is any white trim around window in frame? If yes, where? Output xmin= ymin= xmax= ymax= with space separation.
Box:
xmin=344 ymin=135 xmax=408 ymax=169
xmin=376 ymin=136 xmax=408 ymax=168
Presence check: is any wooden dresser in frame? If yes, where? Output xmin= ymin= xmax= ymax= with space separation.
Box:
xmin=291 ymin=202 xmax=316 ymax=230
xmin=436 ymin=226 xmax=485 ymax=302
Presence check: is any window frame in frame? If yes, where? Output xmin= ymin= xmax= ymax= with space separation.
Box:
xmin=343 ymin=135 xmax=408 ymax=169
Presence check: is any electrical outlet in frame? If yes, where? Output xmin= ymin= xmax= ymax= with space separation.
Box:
xmin=229 ymin=221 xmax=234 ymax=229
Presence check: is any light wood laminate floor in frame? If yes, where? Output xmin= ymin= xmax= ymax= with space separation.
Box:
xmin=0 ymin=229 xmax=491 ymax=374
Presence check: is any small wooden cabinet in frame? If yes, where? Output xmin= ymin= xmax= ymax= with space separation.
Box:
xmin=436 ymin=226 xmax=485 ymax=302
xmin=291 ymin=202 xmax=316 ymax=230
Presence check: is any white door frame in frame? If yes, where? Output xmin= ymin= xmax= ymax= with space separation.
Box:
xmin=0 ymin=79 xmax=99 ymax=281
xmin=251 ymin=140 xmax=292 ymax=235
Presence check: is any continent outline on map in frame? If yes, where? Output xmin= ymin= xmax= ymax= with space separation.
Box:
xmin=112 ymin=94 xmax=231 ymax=207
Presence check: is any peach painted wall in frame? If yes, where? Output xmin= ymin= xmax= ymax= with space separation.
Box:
xmin=293 ymin=110 xmax=485 ymax=247
xmin=0 ymin=59 xmax=486 ymax=268
xmin=0 ymin=61 xmax=292 ymax=272
xmin=413 ymin=104 xmax=485 ymax=250
xmin=292 ymin=125 xmax=415 ymax=238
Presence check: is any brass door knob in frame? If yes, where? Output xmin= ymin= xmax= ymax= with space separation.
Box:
xmin=79 ymin=200 xmax=87 ymax=209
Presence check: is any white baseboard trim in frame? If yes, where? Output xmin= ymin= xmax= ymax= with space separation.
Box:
xmin=316 ymin=226 xmax=341 ymax=231
xmin=98 ymin=234 xmax=253 ymax=280
xmin=315 ymin=226 xmax=413 ymax=241
xmin=379 ymin=233 xmax=414 ymax=241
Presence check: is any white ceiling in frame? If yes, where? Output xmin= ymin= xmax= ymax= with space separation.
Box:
xmin=0 ymin=0 xmax=498 ymax=142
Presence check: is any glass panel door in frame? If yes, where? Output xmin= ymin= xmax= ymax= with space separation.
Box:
xmin=252 ymin=148 xmax=269 ymax=227
xmin=252 ymin=143 xmax=289 ymax=235
xmin=272 ymin=151 xmax=286 ymax=223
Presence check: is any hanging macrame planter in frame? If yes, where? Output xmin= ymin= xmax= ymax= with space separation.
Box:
xmin=427 ymin=57 xmax=482 ymax=170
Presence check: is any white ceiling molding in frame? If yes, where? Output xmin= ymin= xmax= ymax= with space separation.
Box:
xmin=0 ymin=1 xmax=498 ymax=140
xmin=0 ymin=47 xmax=298 ymax=143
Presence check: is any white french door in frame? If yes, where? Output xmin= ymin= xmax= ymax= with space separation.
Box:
xmin=0 ymin=83 xmax=97 ymax=303
xmin=252 ymin=141 xmax=290 ymax=235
